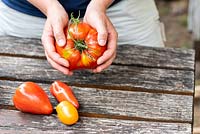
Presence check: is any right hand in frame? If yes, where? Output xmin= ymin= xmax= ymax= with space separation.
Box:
xmin=41 ymin=1 xmax=73 ymax=75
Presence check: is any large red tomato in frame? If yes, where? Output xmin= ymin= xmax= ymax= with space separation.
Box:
xmin=55 ymin=15 xmax=106 ymax=70
xmin=13 ymin=82 xmax=53 ymax=115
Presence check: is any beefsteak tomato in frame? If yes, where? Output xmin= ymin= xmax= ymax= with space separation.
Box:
xmin=50 ymin=81 xmax=79 ymax=109
xmin=55 ymin=14 xmax=106 ymax=70
xmin=13 ymin=82 xmax=53 ymax=115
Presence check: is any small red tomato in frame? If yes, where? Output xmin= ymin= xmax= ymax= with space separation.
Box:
xmin=56 ymin=101 xmax=79 ymax=125
xmin=50 ymin=81 xmax=79 ymax=109
xmin=13 ymin=82 xmax=53 ymax=115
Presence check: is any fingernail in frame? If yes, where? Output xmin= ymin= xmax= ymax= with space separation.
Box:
xmin=97 ymin=59 xmax=102 ymax=65
xmin=99 ymin=39 xmax=106 ymax=46
xmin=97 ymin=67 xmax=102 ymax=72
xmin=58 ymin=39 xmax=65 ymax=46
xmin=59 ymin=58 xmax=69 ymax=67
xmin=62 ymin=60 xmax=69 ymax=67
xmin=63 ymin=61 xmax=69 ymax=67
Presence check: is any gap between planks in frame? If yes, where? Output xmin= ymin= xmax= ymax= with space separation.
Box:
xmin=0 ymin=105 xmax=192 ymax=124
xmin=0 ymin=54 xmax=194 ymax=71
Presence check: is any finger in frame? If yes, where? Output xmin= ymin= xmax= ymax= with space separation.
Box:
xmin=52 ymin=21 xmax=66 ymax=47
xmin=93 ymin=52 xmax=116 ymax=73
xmin=45 ymin=51 xmax=73 ymax=75
xmin=94 ymin=19 xmax=108 ymax=46
xmin=97 ymin=50 xmax=114 ymax=65
xmin=42 ymin=25 xmax=69 ymax=68
xmin=97 ymin=19 xmax=118 ymax=65
xmin=97 ymin=32 xmax=117 ymax=65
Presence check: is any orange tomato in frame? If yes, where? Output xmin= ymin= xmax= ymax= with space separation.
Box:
xmin=56 ymin=101 xmax=79 ymax=125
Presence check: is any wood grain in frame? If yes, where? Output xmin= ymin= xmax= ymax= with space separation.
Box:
xmin=0 ymin=109 xmax=192 ymax=134
xmin=0 ymin=36 xmax=195 ymax=70
xmin=0 ymin=80 xmax=193 ymax=122
xmin=0 ymin=56 xmax=194 ymax=94
xmin=0 ymin=36 xmax=44 ymax=57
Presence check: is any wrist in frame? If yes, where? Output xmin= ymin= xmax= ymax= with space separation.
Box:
xmin=45 ymin=1 xmax=68 ymax=24
xmin=46 ymin=0 xmax=63 ymax=17
xmin=28 ymin=0 xmax=56 ymax=16
xmin=87 ymin=0 xmax=114 ymax=12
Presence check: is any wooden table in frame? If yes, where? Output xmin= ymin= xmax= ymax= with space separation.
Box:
xmin=0 ymin=36 xmax=195 ymax=133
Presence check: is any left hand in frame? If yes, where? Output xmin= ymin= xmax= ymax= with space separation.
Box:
xmin=84 ymin=1 xmax=118 ymax=73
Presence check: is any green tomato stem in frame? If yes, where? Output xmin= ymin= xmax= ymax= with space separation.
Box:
xmin=68 ymin=11 xmax=87 ymax=52
xmin=70 ymin=11 xmax=80 ymax=25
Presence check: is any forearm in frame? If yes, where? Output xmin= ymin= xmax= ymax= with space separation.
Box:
xmin=27 ymin=0 xmax=60 ymax=16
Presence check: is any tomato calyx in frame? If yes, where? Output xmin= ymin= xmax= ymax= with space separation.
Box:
xmin=74 ymin=40 xmax=87 ymax=51
xmin=68 ymin=31 xmax=88 ymax=52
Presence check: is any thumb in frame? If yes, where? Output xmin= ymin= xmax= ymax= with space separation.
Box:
xmin=96 ymin=22 xmax=108 ymax=46
xmin=53 ymin=23 xmax=66 ymax=47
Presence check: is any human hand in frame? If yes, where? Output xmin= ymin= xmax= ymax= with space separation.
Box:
xmin=41 ymin=1 xmax=73 ymax=75
xmin=84 ymin=1 xmax=118 ymax=73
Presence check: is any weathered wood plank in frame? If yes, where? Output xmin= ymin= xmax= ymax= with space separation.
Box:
xmin=0 ymin=36 xmax=195 ymax=70
xmin=115 ymin=45 xmax=194 ymax=70
xmin=0 ymin=56 xmax=194 ymax=94
xmin=0 ymin=36 xmax=44 ymax=57
xmin=0 ymin=109 xmax=192 ymax=134
xmin=0 ymin=80 xmax=193 ymax=122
